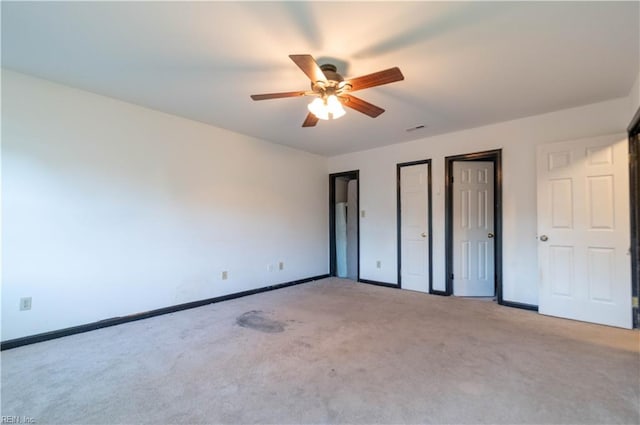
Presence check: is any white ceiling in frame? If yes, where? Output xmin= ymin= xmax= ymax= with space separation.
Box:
xmin=2 ymin=1 xmax=639 ymax=156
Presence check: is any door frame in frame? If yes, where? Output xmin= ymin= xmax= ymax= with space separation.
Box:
xmin=445 ymin=149 xmax=504 ymax=302
xmin=396 ymin=159 xmax=433 ymax=292
xmin=329 ymin=170 xmax=360 ymax=279
xmin=628 ymin=108 xmax=640 ymax=328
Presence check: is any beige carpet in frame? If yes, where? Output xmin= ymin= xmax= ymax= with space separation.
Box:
xmin=2 ymin=278 xmax=639 ymax=424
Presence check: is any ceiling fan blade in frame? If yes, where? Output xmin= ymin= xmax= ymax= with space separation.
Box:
xmin=289 ymin=54 xmax=327 ymax=83
xmin=346 ymin=67 xmax=404 ymax=92
xmin=250 ymin=91 xmax=306 ymax=101
xmin=341 ymin=94 xmax=385 ymax=118
xmin=302 ymin=112 xmax=319 ymax=127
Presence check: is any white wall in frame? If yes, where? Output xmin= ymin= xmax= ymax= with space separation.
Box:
xmin=329 ymin=97 xmax=630 ymax=306
xmin=2 ymin=70 xmax=328 ymax=340
xmin=629 ymin=71 xmax=640 ymax=122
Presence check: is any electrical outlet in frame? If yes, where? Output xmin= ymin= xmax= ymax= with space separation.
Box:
xmin=361 ymin=210 xmax=366 ymax=218
xmin=376 ymin=260 xmax=381 ymax=269
xmin=20 ymin=297 xmax=32 ymax=311
xmin=279 ymin=262 xmax=284 ymax=271
xmin=221 ymin=271 xmax=228 ymax=280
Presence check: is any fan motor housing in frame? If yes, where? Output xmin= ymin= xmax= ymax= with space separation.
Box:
xmin=311 ymin=64 xmax=347 ymax=94
xmin=320 ymin=64 xmax=343 ymax=83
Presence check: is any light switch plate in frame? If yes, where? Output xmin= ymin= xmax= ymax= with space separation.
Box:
xmin=20 ymin=297 xmax=32 ymax=311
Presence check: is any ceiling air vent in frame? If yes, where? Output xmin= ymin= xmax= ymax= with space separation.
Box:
xmin=406 ymin=125 xmax=426 ymax=132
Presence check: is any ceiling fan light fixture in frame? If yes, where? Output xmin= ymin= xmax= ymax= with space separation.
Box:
xmin=251 ymin=54 xmax=404 ymax=127
xmin=308 ymin=95 xmax=345 ymax=120
xmin=308 ymin=97 xmax=329 ymax=120
xmin=327 ymin=95 xmax=346 ymax=119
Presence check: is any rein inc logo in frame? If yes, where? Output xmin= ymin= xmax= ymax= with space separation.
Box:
xmin=1 ymin=417 xmax=36 ymax=424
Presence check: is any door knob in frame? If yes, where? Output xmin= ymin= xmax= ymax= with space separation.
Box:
xmin=421 ymin=232 xmax=427 ymax=238
xmin=488 ymin=232 xmax=494 ymax=239
xmin=540 ymin=235 xmax=549 ymax=242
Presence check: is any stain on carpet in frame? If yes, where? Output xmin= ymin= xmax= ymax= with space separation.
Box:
xmin=236 ymin=310 xmax=285 ymax=333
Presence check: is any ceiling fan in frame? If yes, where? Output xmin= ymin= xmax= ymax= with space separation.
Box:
xmin=250 ymin=54 xmax=404 ymax=127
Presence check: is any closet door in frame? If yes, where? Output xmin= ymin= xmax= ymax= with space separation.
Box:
xmin=346 ymin=180 xmax=358 ymax=280
xmin=335 ymin=202 xmax=348 ymax=277
xmin=400 ymin=162 xmax=430 ymax=292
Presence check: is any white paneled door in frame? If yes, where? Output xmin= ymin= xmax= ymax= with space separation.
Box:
xmin=453 ymin=161 xmax=495 ymax=296
xmin=400 ymin=163 xmax=430 ymax=292
xmin=537 ymin=135 xmax=631 ymax=328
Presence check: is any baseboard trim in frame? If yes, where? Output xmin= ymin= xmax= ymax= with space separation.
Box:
xmin=358 ymin=279 xmax=399 ymax=289
xmin=500 ymin=300 xmax=539 ymax=312
xmin=1 ymin=274 xmax=330 ymax=351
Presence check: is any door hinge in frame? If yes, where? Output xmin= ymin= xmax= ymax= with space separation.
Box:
xmin=451 ymin=273 xmax=454 ymax=279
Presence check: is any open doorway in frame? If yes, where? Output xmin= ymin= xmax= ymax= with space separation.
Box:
xmin=445 ymin=150 xmax=503 ymax=303
xmin=329 ymin=171 xmax=359 ymax=280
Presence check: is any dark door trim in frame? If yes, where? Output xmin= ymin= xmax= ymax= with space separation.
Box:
xmin=628 ymin=107 xmax=640 ymax=328
xmin=445 ymin=149 xmax=503 ymax=301
xmin=329 ymin=170 xmax=360 ymax=280
xmin=397 ymin=159 xmax=433 ymax=292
